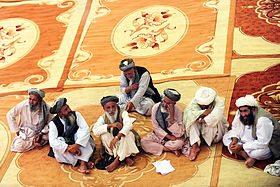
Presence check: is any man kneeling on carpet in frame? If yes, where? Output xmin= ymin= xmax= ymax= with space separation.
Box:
xmin=93 ymin=96 xmax=140 ymax=172
xmin=48 ymin=98 xmax=95 ymax=174
xmin=223 ymin=95 xmax=280 ymax=168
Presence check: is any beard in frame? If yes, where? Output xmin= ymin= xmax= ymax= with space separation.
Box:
xmin=62 ymin=111 xmax=76 ymax=127
xmin=160 ymin=105 xmax=168 ymax=114
xmin=105 ymin=109 xmax=118 ymax=124
xmin=29 ymin=103 xmax=40 ymax=112
xmin=240 ymin=111 xmax=255 ymax=126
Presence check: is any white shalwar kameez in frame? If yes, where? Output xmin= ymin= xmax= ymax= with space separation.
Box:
xmin=223 ymin=111 xmax=273 ymax=160
xmin=49 ymin=112 xmax=95 ymax=166
xmin=184 ymin=96 xmax=228 ymax=146
xmin=117 ymin=71 xmax=155 ymax=116
xmin=93 ymin=110 xmax=139 ymax=161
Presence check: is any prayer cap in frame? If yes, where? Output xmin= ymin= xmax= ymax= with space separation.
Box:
xmin=119 ymin=58 xmax=135 ymax=71
xmin=195 ymin=87 xmax=216 ymax=105
xmin=50 ymin=98 xmax=67 ymax=114
xmin=27 ymin=88 xmax=45 ymax=99
xmin=236 ymin=95 xmax=258 ymax=108
xmin=101 ymin=96 xmax=119 ymax=107
xmin=164 ymin=88 xmax=181 ymax=102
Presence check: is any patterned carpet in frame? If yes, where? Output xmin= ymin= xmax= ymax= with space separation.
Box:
xmin=0 ymin=0 xmax=280 ymax=186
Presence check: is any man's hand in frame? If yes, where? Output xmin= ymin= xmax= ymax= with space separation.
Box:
xmin=34 ymin=133 xmax=42 ymax=144
xmin=67 ymin=144 xmax=81 ymax=156
xmin=108 ymin=122 xmax=123 ymax=130
xmin=125 ymin=83 xmax=139 ymax=93
xmin=125 ymin=102 xmax=135 ymax=112
xmin=166 ymin=103 xmax=175 ymax=122
xmin=110 ymin=137 xmax=119 ymax=149
xmin=165 ymin=134 xmax=184 ymax=141
xmin=229 ymin=141 xmax=242 ymax=153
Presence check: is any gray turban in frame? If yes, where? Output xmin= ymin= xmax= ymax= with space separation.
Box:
xmin=236 ymin=95 xmax=258 ymax=108
xmin=195 ymin=87 xmax=216 ymax=105
xmin=27 ymin=88 xmax=45 ymax=99
xmin=119 ymin=58 xmax=135 ymax=71
xmin=101 ymin=96 xmax=119 ymax=107
xmin=50 ymin=98 xmax=67 ymax=114
xmin=164 ymin=88 xmax=181 ymax=102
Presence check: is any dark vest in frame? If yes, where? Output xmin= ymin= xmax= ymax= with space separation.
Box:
xmin=252 ymin=107 xmax=280 ymax=159
xmin=125 ymin=66 xmax=161 ymax=103
xmin=48 ymin=112 xmax=79 ymax=157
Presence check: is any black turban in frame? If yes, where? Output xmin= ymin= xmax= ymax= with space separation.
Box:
xmin=164 ymin=88 xmax=181 ymax=102
xmin=101 ymin=96 xmax=119 ymax=107
xmin=50 ymin=98 xmax=67 ymax=114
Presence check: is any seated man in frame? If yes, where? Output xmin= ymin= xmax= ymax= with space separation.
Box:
xmin=48 ymin=98 xmax=95 ymax=174
xmin=141 ymin=88 xmax=185 ymax=156
xmin=184 ymin=87 xmax=228 ymax=161
xmin=223 ymin=95 xmax=280 ymax=168
xmin=7 ymin=88 xmax=53 ymax=152
xmin=93 ymin=96 xmax=139 ymax=172
xmin=117 ymin=58 xmax=161 ymax=116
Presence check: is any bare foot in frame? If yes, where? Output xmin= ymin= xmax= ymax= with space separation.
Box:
xmin=245 ymin=157 xmax=256 ymax=168
xmin=189 ymin=146 xmax=200 ymax=161
xmin=78 ymin=161 xmax=90 ymax=174
xmin=172 ymin=150 xmax=181 ymax=157
xmin=106 ymin=158 xmax=120 ymax=172
xmin=125 ymin=157 xmax=134 ymax=166
xmin=87 ymin=161 xmax=95 ymax=169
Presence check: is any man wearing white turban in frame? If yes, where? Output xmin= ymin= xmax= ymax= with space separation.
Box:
xmin=183 ymin=87 xmax=228 ymax=161
xmin=223 ymin=95 xmax=280 ymax=168
xmin=7 ymin=88 xmax=53 ymax=152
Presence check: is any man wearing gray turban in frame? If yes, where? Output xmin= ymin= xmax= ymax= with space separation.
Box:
xmin=183 ymin=87 xmax=228 ymax=161
xmin=6 ymin=88 xmax=53 ymax=152
xmin=117 ymin=58 xmax=161 ymax=116
xmin=141 ymin=89 xmax=186 ymax=156
xmin=93 ymin=96 xmax=139 ymax=172
xmin=223 ymin=95 xmax=280 ymax=168
xmin=48 ymin=98 xmax=95 ymax=174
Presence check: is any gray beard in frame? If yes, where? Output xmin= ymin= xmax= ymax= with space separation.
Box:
xmin=30 ymin=103 xmax=40 ymax=112
xmin=105 ymin=109 xmax=118 ymax=124
xmin=62 ymin=112 xmax=76 ymax=127
xmin=160 ymin=105 xmax=168 ymax=114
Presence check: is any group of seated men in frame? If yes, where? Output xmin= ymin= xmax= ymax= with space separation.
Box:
xmin=7 ymin=58 xmax=280 ymax=174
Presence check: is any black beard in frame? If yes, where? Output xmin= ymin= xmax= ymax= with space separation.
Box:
xmin=240 ymin=112 xmax=254 ymax=126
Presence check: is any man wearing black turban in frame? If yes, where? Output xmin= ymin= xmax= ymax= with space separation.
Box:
xmin=93 ymin=96 xmax=139 ymax=172
xmin=141 ymin=89 xmax=186 ymax=157
xmin=48 ymin=98 xmax=95 ymax=174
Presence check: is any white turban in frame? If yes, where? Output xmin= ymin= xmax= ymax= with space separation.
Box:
xmin=235 ymin=95 xmax=258 ymax=108
xmin=195 ymin=87 xmax=216 ymax=105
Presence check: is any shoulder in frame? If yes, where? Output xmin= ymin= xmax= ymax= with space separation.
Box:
xmin=174 ymin=105 xmax=183 ymax=113
xmin=257 ymin=116 xmax=273 ymax=124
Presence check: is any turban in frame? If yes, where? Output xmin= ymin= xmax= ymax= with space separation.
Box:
xmin=236 ymin=95 xmax=258 ymax=108
xmin=164 ymin=88 xmax=181 ymax=102
xmin=101 ymin=96 xmax=119 ymax=107
xmin=27 ymin=88 xmax=45 ymax=99
xmin=50 ymin=98 xmax=67 ymax=114
xmin=195 ymin=87 xmax=216 ymax=105
xmin=119 ymin=58 xmax=135 ymax=71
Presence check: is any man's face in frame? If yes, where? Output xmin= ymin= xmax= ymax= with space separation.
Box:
xmin=104 ymin=101 xmax=118 ymax=116
xmin=59 ymin=104 xmax=72 ymax=117
xmin=239 ymin=106 xmax=254 ymax=125
xmin=199 ymin=104 xmax=209 ymax=110
xmin=124 ymin=67 xmax=135 ymax=80
xmin=29 ymin=94 xmax=40 ymax=111
xmin=162 ymin=96 xmax=175 ymax=111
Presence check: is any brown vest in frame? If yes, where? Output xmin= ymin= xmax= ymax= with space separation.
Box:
xmin=252 ymin=107 xmax=280 ymax=158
